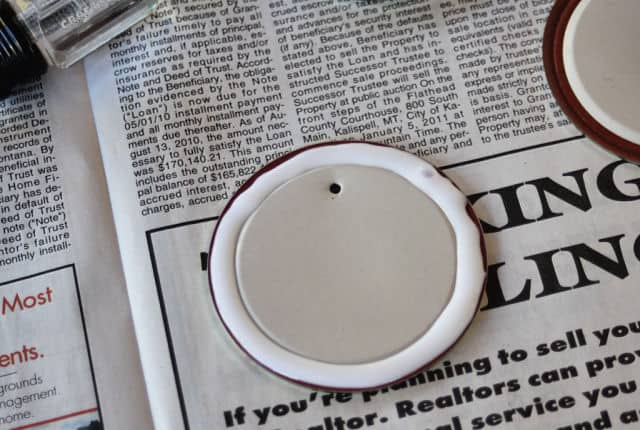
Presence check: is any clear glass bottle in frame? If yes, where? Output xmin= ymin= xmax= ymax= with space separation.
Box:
xmin=0 ymin=0 xmax=158 ymax=96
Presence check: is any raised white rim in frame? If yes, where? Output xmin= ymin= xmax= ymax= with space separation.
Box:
xmin=209 ymin=143 xmax=485 ymax=389
xmin=563 ymin=0 xmax=640 ymax=145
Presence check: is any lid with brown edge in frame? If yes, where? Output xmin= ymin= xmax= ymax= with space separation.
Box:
xmin=208 ymin=142 xmax=487 ymax=391
xmin=544 ymin=0 xmax=640 ymax=162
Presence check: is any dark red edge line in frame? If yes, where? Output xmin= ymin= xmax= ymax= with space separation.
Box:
xmin=12 ymin=407 xmax=98 ymax=430
xmin=207 ymin=141 xmax=488 ymax=392
xmin=543 ymin=0 xmax=640 ymax=164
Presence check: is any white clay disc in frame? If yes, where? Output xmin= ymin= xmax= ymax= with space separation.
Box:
xmin=209 ymin=142 xmax=486 ymax=390
xmin=563 ymin=0 xmax=640 ymax=144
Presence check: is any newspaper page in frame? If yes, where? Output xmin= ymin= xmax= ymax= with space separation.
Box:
xmin=84 ymin=0 xmax=640 ymax=429
xmin=0 ymin=69 xmax=153 ymax=429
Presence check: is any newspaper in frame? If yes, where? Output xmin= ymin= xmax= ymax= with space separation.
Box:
xmin=2 ymin=0 xmax=640 ymax=429
xmin=0 ymin=69 xmax=153 ymax=428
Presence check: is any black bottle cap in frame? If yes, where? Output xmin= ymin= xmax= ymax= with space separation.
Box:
xmin=0 ymin=1 xmax=48 ymax=99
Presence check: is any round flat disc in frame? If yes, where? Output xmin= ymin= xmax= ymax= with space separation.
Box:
xmin=544 ymin=0 xmax=640 ymax=161
xmin=208 ymin=142 xmax=486 ymax=390
xmin=237 ymin=165 xmax=456 ymax=365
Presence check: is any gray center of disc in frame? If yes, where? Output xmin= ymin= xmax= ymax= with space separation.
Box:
xmin=236 ymin=165 xmax=456 ymax=365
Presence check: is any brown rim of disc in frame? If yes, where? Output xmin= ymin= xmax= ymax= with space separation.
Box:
xmin=207 ymin=141 xmax=488 ymax=392
xmin=543 ymin=0 xmax=640 ymax=163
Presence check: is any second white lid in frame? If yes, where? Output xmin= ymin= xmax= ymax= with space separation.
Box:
xmin=563 ymin=0 xmax=640 ymax=144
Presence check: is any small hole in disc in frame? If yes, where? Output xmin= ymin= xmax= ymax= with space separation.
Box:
xmin=329 ymin=183 xmax=342 ymax=194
